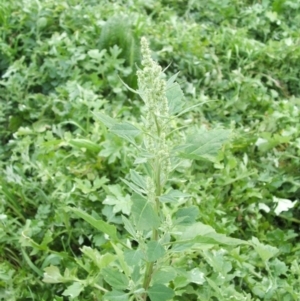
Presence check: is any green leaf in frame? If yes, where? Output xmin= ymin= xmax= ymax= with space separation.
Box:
xmin=92 ymin=111 xmax=117 ymax=128
xmin=177 ymin=129 xmax=231 ymax=161
xmin=251 ymin=237 xmax=279 ymax=262
xmin=193 ymin=232 xmax=246 ymax=246
xmin=187 ymin=268 xmax=205 ymax=284
xmin=121 ymin=178 xmax=146 ymax=195
xmin=179 ymin=222 xmax=216 ymax=240
xmin=130 ymin=169 xmax=146 ymax=189
xmin=131 ymin=193 xmax=160 ymax=231
xmin=67 ymin=207 xmax=118 ymax=240
xmin=146 ymin=241 xmax=165 ymax=262
xmin=122 ymin=215 xmax=136 ymax=238
xmin=152 ymin=267 xmax=177 ymax=284
xmin=148 ymin=284 xmax=174 ymax=301
xmin=124 ymin=249 xmax=144 ymax=266
xmin=173 ymin=222 xmax=247 ymax=250
xmin=159 ymin=189 xmax=190 ymax=203
xmin=80 ymin=246 xmax=115 ymax=269
xmin=111 ymin=122 xmax=141 ymax=144
xmin=104 ymin=290 xmax=129 ymax=301
xmin=101 ymin=267 xmax=129 ymax=290
xmin=43 ymin=265 xmax=63 ymax=283
xmin=166 ymin=72 xmax=184 ymax=115
xmin=62 ymin=282 xmax=84 ymax=299
xmin=68 ymin=138 xmax=101 ymax=153
xmin=175 ymin=206 xmax=199 ymax=225
xmin=111 ymin=243 xmax=131 ymax=278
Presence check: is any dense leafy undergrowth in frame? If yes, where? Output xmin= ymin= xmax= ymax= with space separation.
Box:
xmin=1 ymin=0 xmax=300 ymax=300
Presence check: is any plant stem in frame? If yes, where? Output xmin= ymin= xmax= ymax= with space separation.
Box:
xmin=142 ymin=156 xmax=162 ymax=298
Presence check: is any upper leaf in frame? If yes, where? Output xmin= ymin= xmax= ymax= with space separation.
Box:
xmin=166 ymin=72 xmax=184 ymax=115
xmin=131 ymin=193 xmax=160 ymax=231
xmin=176 ymin=129 xmax=231 ymax=162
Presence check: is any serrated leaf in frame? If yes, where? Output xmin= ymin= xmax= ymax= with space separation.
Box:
xmin=43 ymin=265 xmax=63 ymax=283
xmin=62 ymin=282 xmax=84 ymax=299
xmin=177 ymin=129 xmax=230 ymax=161
xmin=131 ymin=194 xmax=160 ymax=231
xmin=67 ymin=207 xmax=118 ymax=240
xmin=146 ymin=241 xmax=165 ymax=262
xmin=104 ymin=290 xmax=129 ymax=301
xmin=148 ymin=284 xmax=174 ymax=301
xmin=251 ymin=237 xmax=279 ymax=262
xmin=101 ymin=267 xmax=129 ymax=290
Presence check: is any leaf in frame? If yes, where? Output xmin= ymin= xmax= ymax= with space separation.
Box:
xmin=159 ymin=189 xmax=190 ymax=203
xmin=92 ymin=111 xmax=117 ymax=128
xmin=146 ymin=241 xmax=165 ymax=262
xmin=68 ymin=138 xmax=101 ymax=153
xmin=121 ymin=178 xmax=146 ymax=195
xmin=152 ymin=267 xmax=177 ymax=284
xmin=103 ymin=194 xmax=132 ymax=215
xmin=62 ymin=282 xmax=84 ymax=299
xmin=67 ymin=207 xmax=118 ymax=240
xmin=174 ymin=206 xmax=199 ymax=225
xmin=43 ymin=265 xmax=63 ymax=283
xmin=130 ymin=169 xmax=147 ymax=189
xmin=131 ymin=193 xmax=160 ymax=231
xmin=251 ymin=237 xmax=279 ymax=262
xmin=187 ymin=268 xmax=205 ymax=284
xmin=104 ymin=290 xmax=129 ymax=301
xmin=148 ymin=284 xmax=174 ymax=301
xmin=124 ymin=249 xmax=144 ymax=266
xmin=122 ymin=215 xmax=136 ymax=238
xmin=111 ymin=122 xmax=141 ymax=144
xmin=166 ymin=72 xmax=184 ymax=115
xmin=101 ymin=267 xmax=129 ymax=290
xmin=193 ymin=232 xmax=246 ymax=246
xmin=80 ymin=246 xmax=115 ymax=269
xmin=173 ymin=222 xmax=247 ymax=250
xmin=111 ymin=243 xmax=131 ymax=278
xmin=177 ymin=129 xmax=231 ymax=162
xmin=88 ymin=49 xmax=106 ymax=60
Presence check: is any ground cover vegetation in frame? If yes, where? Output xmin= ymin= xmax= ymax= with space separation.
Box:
xmin=0 ymin=0 xmax=300 ymax=300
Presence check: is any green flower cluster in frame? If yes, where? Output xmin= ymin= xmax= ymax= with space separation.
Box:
xmin=137 ymin=37 xmax=171 ymax=185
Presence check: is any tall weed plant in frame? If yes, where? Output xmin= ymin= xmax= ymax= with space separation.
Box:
xmin=41 ymin=38 xmax=279 ymax=301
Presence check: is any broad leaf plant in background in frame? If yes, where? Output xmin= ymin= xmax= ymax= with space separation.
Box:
xmin=1 ymin=0 xmax=300 ymax=300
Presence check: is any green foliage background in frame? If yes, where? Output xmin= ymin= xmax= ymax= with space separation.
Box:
xmin=0 ymin=0 xmax=300 ymax=300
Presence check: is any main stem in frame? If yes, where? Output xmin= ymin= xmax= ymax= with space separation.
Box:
xmin=142 ymin=157 xmax=162 ymax=298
